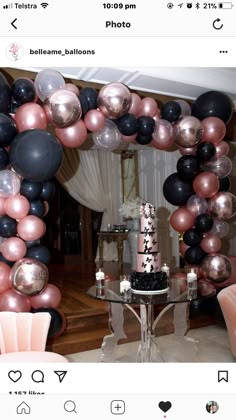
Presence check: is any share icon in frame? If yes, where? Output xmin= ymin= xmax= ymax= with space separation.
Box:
xmin=54 ymin=371 xmax=67 ymax=383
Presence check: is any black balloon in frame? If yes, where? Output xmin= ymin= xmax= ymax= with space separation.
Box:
xmin=11 ymin=78 xmax=36 ymax=104
xmin=191 ymin=90 xmax=234 ymax=124
xmin=184 ymin=246 xmax=206 ymax=265
xmin=9 ymin=101 xmax=21 ymax=114
xmin=0 ymin=72 xmax=11 ymax=114
xmin=31 ymin=308 xmax=66 ymax=338
xmin=26 ymin=245 xmax=51 ymax=265
xmin=40 ymin=181 xmax=55 ymax=202
xmin=163 ymin=172 xmax=194 ymax=206
xmin=219 ymin=176 xmax=231 ymax=192
xmin=0 ymin=216 xmax=17 ymax=238
xmin=196 ymin=142 xmax=216 ymax=162
xmin=29 ymin=200 xmax=45 ymax=218
xmin=25 ymin=239 xmax=41 ymax=248
xmin=176 ymin=155 xmax=199 ymax=181
xmin=183 ymin=228 xmax=203 ymax=246
xmin=195 ymin=213 xmax=214 ymax=233
xmin=137 ymin=116 xmax=155 ymax=136
xmin=0 ymin=113 xmax=18 ymax=147
xmin=117 ymin=114 xmax=138 ymax=136
xmin=0 ymin=147 xmax=9 ymax=169
xmin=80 ymin=87 xmax=97 ymax=110
xmin=136 ymin=133 xmax=153 ymax=145
xmin=0 ymin=252 xmax=14 ymax=267
xmin=78 ymin=94 xmax=89 ymax=116
xmin=9 ymin=129 xmax=63 ymax=182
xmin=20 ymin=180 xmax=43 ymax=200
xmin=161 ymin=101 xmax=181 ymax=122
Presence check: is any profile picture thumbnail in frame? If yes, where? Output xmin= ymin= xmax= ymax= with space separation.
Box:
xmin=206 ymin=401 xmax=219 ymax=414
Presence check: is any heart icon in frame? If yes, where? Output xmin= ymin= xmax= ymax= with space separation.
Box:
xmin=158 ymin=401 xmax=172 ymax=413
xmin=8 ymin=370 xmax=22 ymax=383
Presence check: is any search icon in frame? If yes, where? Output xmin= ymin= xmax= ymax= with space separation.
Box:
xmin=64 ymin=400 xmax=77 ymax=413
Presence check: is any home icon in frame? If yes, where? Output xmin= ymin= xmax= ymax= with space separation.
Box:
xmin=16 ymin=401 xmax=31 ymax=414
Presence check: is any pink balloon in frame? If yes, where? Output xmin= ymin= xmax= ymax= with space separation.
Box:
xmin=170 ymin=207 xmax=195 ymax=232
xmin=179 ymin=146 xmax=197 ymax=156
xmin=10 ymin=258 xmax=48 ymax=296
xmin=174 ymin=99 xmax=191 ymax=116
xmin=84 ymin=109 xmax=105 ymax=132
xmin=0 ymin=261 xmax=11 ymax=293
xmin=193 ymin=172 xmax=219 ymax=198
xmin=4 ymin=195 xmax=30 ymax=219
xmin=173 ymin=116 xmax=203 ymax=148
xmin=97 ymin=82 xmax=131 ymax=119
xmin=200 ymin=233 xmax=222 ymax=254
xmin=43 ymin=201 xmax=49 ymax=217
xmin=0 ymin=196 xmax=6 ymax=215
xmin=128 ymin=93 xmax=142 ymax=116
xmin=1 ymin=237 xmax=27 ymax=261
xmin=30 ymin=283 xmax=62 ymax=309
xmin=0 ymin=289 xmax=31 ymax=312
xmin=121 ymin=134 xmax=137 ymax=143
xmin=201 ymin=254 xmax=231 ymax=283
xmin=65 ymin=83 xmax=79 ymax=95
xmin=208 ymin=192 xmax=236 ymax=220
xmin=179 ymin=240 xmax=189 ymax=257
xmin=55 ymin=119 xmax=87 ymax=148
xmin=152 ymin=110 xmax=161 ymax=123
xmin=138 ymin=97 xmax=158 ymax=117
xmin=15 ymin=103 xmax=47 ymax=132
xmin=201 ymin=117 xmax=226 ymax=144
xmin=17 ymin=215 xmax=46 ymax=241
xmin=152 ymin=119 xmax=174 ymax=150
xmin=215 ymin=141 xmax=230 ymax=158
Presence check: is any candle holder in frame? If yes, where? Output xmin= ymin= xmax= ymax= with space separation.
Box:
xmin=120 ymin=275 xmax=131 ymax=300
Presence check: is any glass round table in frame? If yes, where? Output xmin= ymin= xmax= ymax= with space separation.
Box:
xmin=87 ymin=277 xmax=216 ymax=363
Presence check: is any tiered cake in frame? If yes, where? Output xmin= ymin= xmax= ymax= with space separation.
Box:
xmin=130 ymin=202 xmax=168 ymax=294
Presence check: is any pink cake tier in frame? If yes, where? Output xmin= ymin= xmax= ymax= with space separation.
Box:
xmin=138 ymin=232 xmax=158 ymax=253
xmin=136 ymin=252 xmax=161 ymax=273
xmin=140 ymin=202 xmax=156 ymax=233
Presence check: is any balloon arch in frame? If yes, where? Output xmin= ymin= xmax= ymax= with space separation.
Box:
xmin=0 ymin=69 xmax=235 ymax=327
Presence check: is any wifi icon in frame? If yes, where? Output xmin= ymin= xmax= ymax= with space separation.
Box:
xmin=41 ymin=2 xmax=49 ymax=8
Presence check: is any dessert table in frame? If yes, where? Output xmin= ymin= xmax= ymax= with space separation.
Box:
xmin=87 ymin=278 xmax=216 ymax=363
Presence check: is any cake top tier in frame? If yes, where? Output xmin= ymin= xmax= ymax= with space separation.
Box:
xmin=140 ymin=202 xmax=156 ymax=219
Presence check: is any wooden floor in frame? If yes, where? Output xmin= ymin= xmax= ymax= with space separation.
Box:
xmin=47 ymin=262 xmax=219 ymax=355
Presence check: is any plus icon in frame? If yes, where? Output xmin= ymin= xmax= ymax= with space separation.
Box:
xmin=110 ymin=400 xmax=125 ymax=415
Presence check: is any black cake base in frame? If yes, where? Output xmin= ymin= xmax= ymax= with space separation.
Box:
xmin=130 ymin=271 xmax=168 ymax=293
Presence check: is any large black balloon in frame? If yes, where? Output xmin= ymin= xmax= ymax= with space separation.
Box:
xmin=9 ymin=129 xmax=63 ymax=182
xmin=191 ymin=90 xmax=234 ymax=124
xmin=0 ymin=252 xmax=14 ymax=267
xmin=26 ymin=245 xmax=51 ymax=265
xmin=183 ymin=228 xmax=203 ymax=246
xmin=136 ymin=133 xmax=153 ymax=145
xmin=80 ymin=87 xmax=97 ymax=110
xmin=40 ymin=181 xmax=55 ymax=202
xmin=11 ymin=78 xmax=36 ymax=104
xmin=163 ymin=172 xmax=194 ymax=206
xmin=161 ymin=101 xmax=181 ymax=122
xmin=0 ymin=147 xmax=9 ymax=169
xmin=195 ymin=213 xmax=214 ymax=233
xmin=0 ymin=113 xmax=18 ymax=147
xmin=0 ymin=216 xmax=17 ymax=238
xmin=29 ymin=200 xmax=45 ymax=218
xmin=137 ymin=116 xmax=155 ymax=136
xmin=78 ymin=94 xmax=89 ymax=116
xmin=117 ymin=114 xmax=138 ymax=136
xmin=0 ymin=72 xmax=11 ymax=114
xmin=176 ymin=155 xmax=199 ymax=181
xmin=219 ymin=176 xmax=231 ymax=192
xmin=196 ymin=142 xmax=216 ymax=162
xmin=20 ymin=180 xmax=43 ymax=200
xmin=185 ymin=246 xmax=206 ymax=265
xmin=31 ymin=308 xmax=66 ymax=338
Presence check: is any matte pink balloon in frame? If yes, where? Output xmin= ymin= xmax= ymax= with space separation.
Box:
xmin=0 ymin=289 xmax=31 ymax=312
xmin=193 ymin=172 xmax=219 ymax=198
xmin=179 ymin=240 xmax=189 ymax=257
xmin=84 ymin=109 xmax=105 ymax=132
xmin=170 ymin=207 xmax=195 ymax=232
xmin=1 ymin=237 xmax=27 ymax=262
xmin=0 ymin=261 xmax=11 ymax=293
xmin=4 ymin=195 xmax=30 ymax=219
xmin=0 ymin=196 xmax=6 ymax=215
xmin=17 ymin=215 xmax=46 ymax=241
xmin=121 ymin=134 xmax=137 ymax=143
xmin=152 ymin=119 xmax=174 ymax=150
xmin=65 ymin=83 xmax=79 ymax=95
xmin=55 ymin=119 xmax=87 ymax=148
xmin=152 ymin=110 xmax=161 ymax=123
xmin=200 ymin=233 xmax=222 ymax=254
xmin=15 ymin=103 xmax=47 ymax=132
xmin=128 ymin=93 xmax=142 ymax=116
xmin=215 ymin=141 xmax=230 ymax=158
xmin=30 ymin=283 xmax=62 ymax=309
xmin=208 ymin=192 xmax=236 ymax=220
xmin=201 ymin=117 xmax=226 ymax=144
xmin=138 ymin=97 xmax=158 ymax=117
xmin=179 ymin=146 xmax=197 ymax=156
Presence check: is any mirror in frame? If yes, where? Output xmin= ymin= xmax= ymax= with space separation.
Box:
xmin=121 ymin=151 xmax=139 ymax=202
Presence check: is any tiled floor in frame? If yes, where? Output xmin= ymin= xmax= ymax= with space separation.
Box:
xmin=66 ymin=325 xmax=235 ymax=363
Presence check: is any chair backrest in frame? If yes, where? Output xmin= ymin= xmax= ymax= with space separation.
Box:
xmin=0 ymin=312 xmax=51 ymax=354
xmin=217 ymin=285 xmax=236 ymax=358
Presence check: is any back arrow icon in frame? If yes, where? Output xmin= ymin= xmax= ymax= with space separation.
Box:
xmin=11 ymin=18 xmax=17 ymax=29
xmin=213 ymin=18 xmax=223 ymax=30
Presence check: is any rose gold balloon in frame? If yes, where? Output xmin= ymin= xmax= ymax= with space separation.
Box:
xmin=65 ymin=83 xmax=79 ymax=95
xmin=17 ymin=215 xmax=46 ymax=241
xmin=197 ymin=279 xmax=216 ymax=296
xmin=138 ymin=97 xmax=158 ymax=117
xmin=4 ymin=195 xmax=30 ymax=219
xmin=170 ymin=207 xmax=195 ymax=232
xmin=97 ymin=82 xmax=131 ymax=119
xmin=201 ymin=117 xmax=226 ymax=144
xmin=0 ymin=196 xmax=6 ymax=215
xmin=30 ymin=283 xmax=62 ymax=309
xmin=152 ymin=119 xmax=174 ymax=150
xmin=1 ymin=237 xmax=27 ymax=262
xmin=173 ymin=116 xmax=203 ymax=148
xmin=0 ymin=261 xmax=11 ymax=293
xmin=208 ymin=192 xmax=236 ymax=220
xmin=15 ymin=103 xmax=47 ymax=132
xmin=0 ymin=289 xmax=31 ymax=312
xmin=187 ymin=195 xmax=208 ymax=217
xmin=193 ymin=172 xmax=219 ymax=198
xmin=121 ymin=133 xmax=137 ymax=143
xmin=215 ymin=141 xmax=230 ymax=158
xmin=201 ymin=254 xmax=231 ymax=283
xmin=128 ymin=93 xmax=142 ymax=115
xmin=10 ymin=258 xmax=48 ymax=296
xmin=152 ymin=110 xmax=161 ymax=122
xmin=44 ymin=89 xmax=82 ymax=128
xmin=179 ymin=240 xmax=189 ymax=257
xmin=55 ymin=119 xmax=87 ymax=148
xmin=179 ymin=146 xmax=197 ymax=156
xmin=84 ymin=109 xmax=105 ymax=132
xmin=200 ymin=233 xmax=221 ymax=254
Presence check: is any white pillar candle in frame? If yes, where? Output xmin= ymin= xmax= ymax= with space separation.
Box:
xmin=95 ymin=268 xmax=105 ymax=288
xmin=161 ymin=263 xmax=170 ymax=278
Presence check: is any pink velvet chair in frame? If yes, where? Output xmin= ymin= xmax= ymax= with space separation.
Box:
xmin=217 ymin=285 xmax=236 ymax=358
xmin=0 ymin=312 xmax=68 ymax=362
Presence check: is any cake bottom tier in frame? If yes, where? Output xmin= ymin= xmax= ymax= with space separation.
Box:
xmin=130 ymin=271 xmax=168 ymax=292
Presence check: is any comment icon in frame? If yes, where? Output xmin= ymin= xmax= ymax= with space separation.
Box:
xmin=31 ymin=370 xmax=44 ymax=383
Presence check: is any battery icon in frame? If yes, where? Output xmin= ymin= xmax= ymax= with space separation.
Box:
xmin=218 ymin=2 xmax=233 ymax=8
